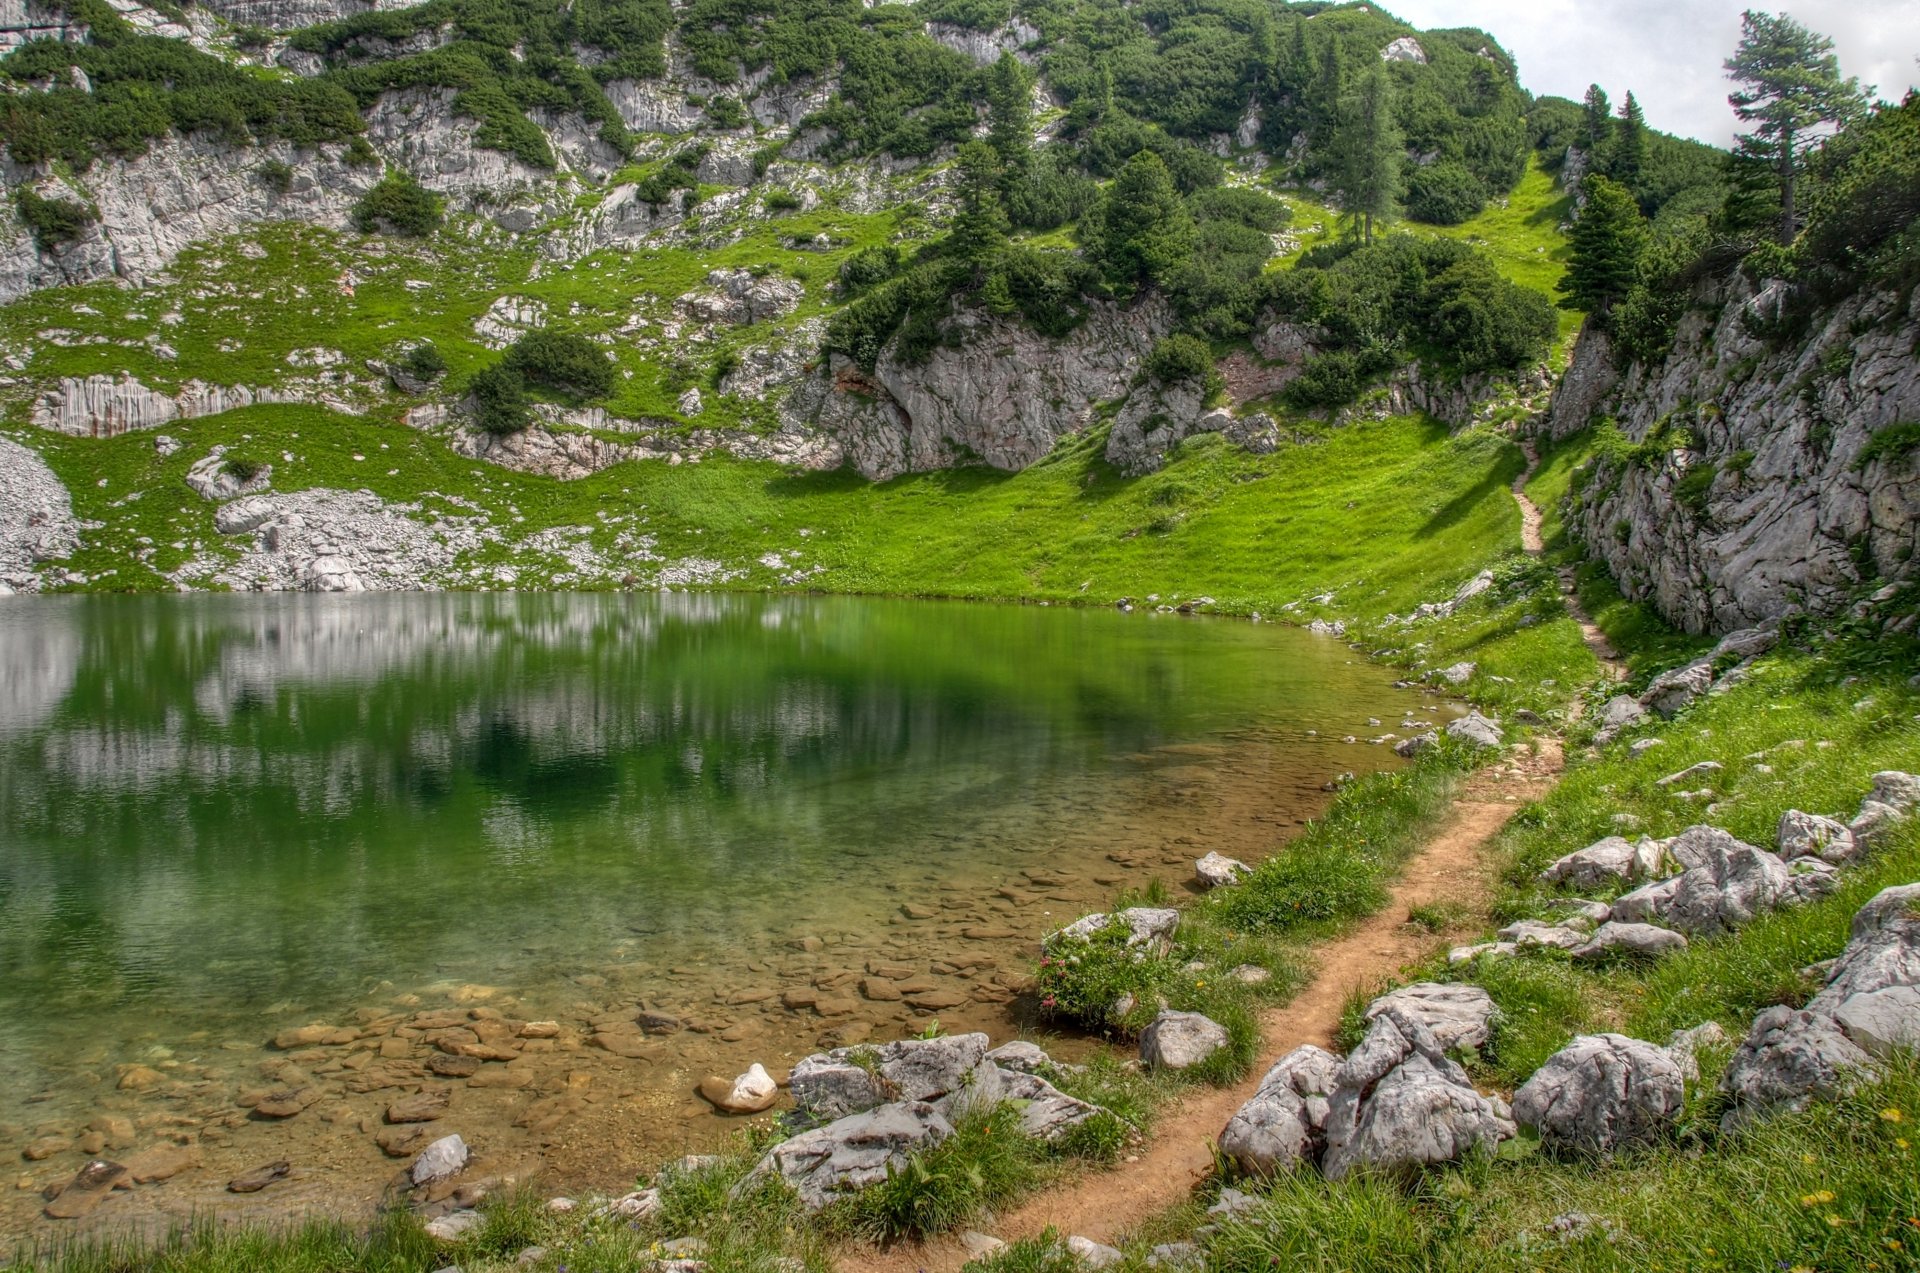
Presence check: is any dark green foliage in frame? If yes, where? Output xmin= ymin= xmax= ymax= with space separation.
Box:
xmin=979 ymin=246 xmax=1095 ymax=338
xmin=1726 ymin=9 xmax=1869 ymax=244
xmin=468 ymin=362 xmax=529 ymax=435
xmin=1269 ymin=235 xmax=1556 ymax=403
xmin=948 ymin=139 xmax=1009 ymax=264
xmin=631 ymin=146 xmax=704 ymax=206
xmin=823 ymin=257 xmax=970 ymax=369
xmin=1604 ymin=90 xmax=1648 ymax=194
xmin=1033 ymin=918 xmax=1176 ymax=1031
xmin=13 ymin=187 xmax=94 ymax=251
xmin=351 ymin=170 xmax=442 ymax=236
xmin=0 ymin=24 xmax=364 ymax=169
xmin=763 ymin=187 xmax=803 ymax=211
xmin=836 ymin=244 xmax=900 ymax=298
xmin=1558 ymin=175 xmax=1646 ymax=320
xmin=1798 ymin=92 xmax=1920 ymax=288
xmin=503 ymin=330 xmax=615 ymax=401
xmin=704 ymin=93 xmax=747 ymax=130
xmin=1611 ymin=217 xmax=1712 ymax=365
xmin=1144 ymin=333 xmax=1214 ymax=388
xmin=1005 ymin=146 xmax=1099 ymax=231
xmin=1857 ymin=421 xmax=1920 ymax=470
xmin=400 ymin=342 xmax=447 ymax=381
xmin=1329 ymin=59 xmax=1401 ymax=244
xmin=1089 ymin=149 xmax=1195 ymax=292
xmin=1404 ymin=160 xmax=1487 ymax=226
xmin=256 ymin=159 xmax=293 ymax=194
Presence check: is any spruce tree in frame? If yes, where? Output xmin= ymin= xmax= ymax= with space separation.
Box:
xmin=1558 ymin=174 xmax=1647 ymax=322
xmin=1725 ymin=9 xmax=1869 ymax=243
xmin=986 ymin=52 xmax=1032 ymax=176
xmin=1579 ymin=84 xmax=1613 ymax=157
xmin=949 ymin=140 xmax=1009 ymax=265
xmin=1095 ymin=150 xmax=1196 ymax=291
xmin=1331 ymin=61 xmax=1402 ymax=245
xmin=1608 ymin=91 xmax=1648 ymax=196
xmin=1311 ymin=37 xmax=1344 ymax=152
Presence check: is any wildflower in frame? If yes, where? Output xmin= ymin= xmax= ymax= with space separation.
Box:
xmin=1883 ymin=1107 xmax=1907 ymax=1123
xmin=1827 ymin=1214 xmax=1849 ymax=1228
xmin=1801 ymin=1191 xmax=1837 ymax=1207
xmin=1900 ymin=1138 xmax=1911 ymax=1150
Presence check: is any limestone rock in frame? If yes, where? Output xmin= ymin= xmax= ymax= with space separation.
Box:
xmin=1497 ymin=919 xmax=1590 ymax=952
xmin=1140 ymin=1010 xmax=1229 ymax=1071
xmin=1512 ymin=1033 xmax=1685 ymax=1154
xmin=1720 ymin=1006 xmax=1876 ymax=1130
xmin=788 ymin=1033 xmax=988 ymax=1122
xmin=1320 ymin=1008 xmax=1513 ymax=1181
xmin=1066 ymin=1235 xmax=1124 ymax=1268
xmin=984 ymin=1041 xmax=1053 ymax=1074
xmin=213 ymin=496 xmax=274 ymax=536
xmin=992 ymin=1067 xmax=1106 ymax=1141
xmin=1664 ymin=1021 xmax=1730 ymax=1083
xmin=122 ymin=1144 xmax=200 ymax=1183
xmin=1380 ymin=35 xmax=1427 ymax=62
xmin=1445 ymin=712 xmax=1503 ymax=749
xmin=1777 ymin=809 xmax=1858 ymax=865
xmin=1807 ymin=884 xmax=1920 ymax=1015
xmin=1105 ymin=377 xmax=1206 ymax=476
xmin=1050 ymin=907 xmax=1179 ymax=953
xmin=1641 ymin=659 xmax=1714 ymax=718
xmin=1217 ymin=1044 xmax=1340 ymax=1174
xmin=44 ymin=1159 xmax=129 ymax=1220
xmin=1194 ymin=851 xmax=1251 ymax=890
xmin=1569 ymin=921 xmax=1689 ymax=961
xmin=1830 ymin=986 xmax=1920 ymax=1060
xmin=301 ymin=553 xmax=365 ymax=593
xmin=1539 ymin=836 xmax=1665 ymax=890
xmin=1393 ymin=731 xmax=1438 ymax=758
xmin=699 ymin=1063 xmax=778 ymax=1114
xmin=745 ymin=1101 xmax=953 ymax=1210
xmin=226 ymin=1160 xmax=290 ymax=1193
xmin=1661 ymin=838 xmax=1794 ymax=936
xmin=1363 ymin=983 xmax=1497 ymax=1051
xmin=410 ymin=1134 xmax=470 ymax=1186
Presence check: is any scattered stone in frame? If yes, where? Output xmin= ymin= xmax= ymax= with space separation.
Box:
xmin=226 ymin=1160 xmax=290 ymax=1193
xmin=1447 ymin=941 xmax=1518 ymax=965
xmin=1664 ymin=1021 xmax=1730 ymax=1083
xmin=1066 ymin=1235 xmax=1123 ymax=1268
xmin=789 ymin=1034 xmax=989 ymax=1121
xmin=1570 ymin=921 xmax=1689 ymax=961
xmin=1393 ymin=731 xmax=1438 ymax=758
xmin=376 ymin=1124 xmax=436 ymax=1157
xmin=1656 ymin=760 xmax=1724 ymax=787
xmin=1512 ymin=1034 xmax=1685 ymax=1154
xmin=699 ymin=1063 xmax=778 ymax=1114
xmin=387 ymin=1090 xmax=451 ymax=1123
xmin=1050 ymin=907 xmax=1180 ymax=953
xmin=272 ymin=1024 xmax=356 ymax=1049
xmin=1445 ymin=712 xmax=1503 ymax=748
xmin=411 ymin=1134 xmax=470 ymax=1186
xmin=1629 ymin=738 xmax=1665 ymax=758
xmin=1218 ymin=1044 xmax=1341 ymax=1175
xmin=424 ymin=1210 xmax=483 ymax=1242
xmin=43 ymin=1160 xmax=128 ymax=1219
xmin=1139 ymin=1010 xmax=1229 ymax=1071
xmin=24 ymin=1136 xmax=72 ymax=1162
xmin=122 ymin=1144 xmax=199 ymax=1183
xmin=253 ymin=1086 xmax=322 ymax=1118
xmin=1228 ymin=963 xmax=1272 ymax=986
xmin=1435 ymin=662 xmax=1477 ymax=686
xmin=1545 ymin=898 xmax=1613 ymax=924
xmin=1497 ymin=920 xmax=1590 ymax=951
xmin=428 ymin=1054 xmax=482 ymax=1078
xmin=1363 ymin=983 xmax=1497 ymax=1051
xmin=984 ymin=1041 xmax=1053 ymax=1074
xmin=1148 ymin=1242 xmax=1203 ymax=1269
xmin=1194 ymin=851 xmax=1251 ymax=889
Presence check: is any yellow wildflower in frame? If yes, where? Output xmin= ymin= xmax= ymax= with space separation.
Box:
xmin=1882 ymin=1107 xmax=1906 ymax=1123
xmin=1801 ymin=1190 xmax=1838 ymax=1207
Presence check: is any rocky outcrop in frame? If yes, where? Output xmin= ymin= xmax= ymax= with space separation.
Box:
xmin=30 ymin=374 xmax=361 ymax=437
xmin=1320 ymin=1006 xmax=1514 ymax=1180
xmin=793 ymin=297 xmax=1171 ymax=481
xmin=1549 ymin=275 xmax=1920 ymax=634
xmin=0 ymin=435 xmax=81 ymax=590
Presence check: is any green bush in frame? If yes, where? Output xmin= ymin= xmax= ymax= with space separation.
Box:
xmin=468 ymin=363 xmax=529 ymax=435
xmin=351 ymin=170 xmax=441 ymax=236
xmin=1145 ymin=333 xmax=1216 ymax=389
xmin=764 ymin=187 xmax=803 ymax=211
xmin=1404 ymin=160 xmax=1489 ymax=225
xmin=503 ymin=330 xmax=615 ymax=401
xmin=13 ymin=188 xmax=95 ymax=251
xmin=837 ymin=244 xmax=901 ymax=297
xmin=1284 ymin=351 xmax=1364 ymax=409
xmin=704 ymin=93 xmax=747 ymax=129
xmin=1034 ymin=918 xmax=1175 ymax=1032
xmin=400 ymin=341 xmax=447 ymax=382
xmin=256 ymin=159 xmax=293 ymax=194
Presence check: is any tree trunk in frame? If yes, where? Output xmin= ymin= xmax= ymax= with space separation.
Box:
xmin=1778 ymin=126 xmax=1796 ymax=245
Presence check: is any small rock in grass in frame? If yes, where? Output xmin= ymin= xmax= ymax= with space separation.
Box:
xmin=1139 ymin=1010 xmax=1229 ymax=1071
xmin=1066 ymin=1235 xmax=1123 ymax=1268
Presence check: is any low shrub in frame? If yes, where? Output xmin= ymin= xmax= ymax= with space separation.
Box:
xmin=468 ymin=363 xmax=528 ymax=435
xmin=1034 ymin=918 xmax=1175 ymax=1033
xmin=351 ymin=170 xmax=441 ymax=236
xmin=14 ymin=188 xmax=95 ymax=251
xmin=503 ymin=330 xmax=615 ymax=402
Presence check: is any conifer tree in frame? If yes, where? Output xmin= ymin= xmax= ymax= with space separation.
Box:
xmin=1725 ymin=9 xmax=1869 ymax=243
xmin=1331 ymin=61 xmax=1401 ymax=245
xmin=1608 ymin=91 xmax=1648 ymax=195
xmin=986 ymin=52 xmax=1032 ymax=176
xmin=949 ymin=140 xmax=1009 ymax=264
xmin=1310 ymin=37 xmax=1344 ymax=151
xmin=1579 ymin=84 xmax=1613 ymax=156
xmin=1094 ymin=150 xmax=1196 ymax=290
xmin=1558 ymin=174 xmax=1646 ymax=322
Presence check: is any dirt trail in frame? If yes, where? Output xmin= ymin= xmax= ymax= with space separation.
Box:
xmin=1514 ymin=439 xmax=1626 ymax=680
xmin=842 ymin=439 xmax=1610 ymax=1271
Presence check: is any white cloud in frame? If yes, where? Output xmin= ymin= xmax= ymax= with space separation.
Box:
xmin=1384 ymin=0 xmax=1920 ymax=145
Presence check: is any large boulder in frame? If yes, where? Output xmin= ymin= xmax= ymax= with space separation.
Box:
xmin=1538 ymin=836 xmax=1665 ymax=890
xmin=994 ymin=1068 xmax=1107 ymax=1141
xmin=1640 ymin=659 xmax=1715 ymax=718
xmin=1807 ymin=884 xmax=1920 ymax=1018
xmin=1661 ymin=840 xmax=1793 ymax=935
xmin=745 ymin=1101 xmax=953 ymax=1210
xmin=1719 ymin=1007 xmax=1877 ymax=1131
xmin=1320 ymin=1008 xmax=1514 ymax=1181
xmin=1364 ymin=983 xmax=1497 ymax=1051
xmin=1830 ymin=987 xmax=1920 ymax=1060
xmin=1852 ymin=772 xmax=1920 ymax=849
xmin=1140 ymin=1010 xmax=1229 ymax=1071
xmin=788 ymin=1033 xmax=989 ymax=1122
xmin=1512 ymin=1034 xmax=1685 ymax=1154
xmin=1217 ymin=1045 xmax=1341 ymax=1175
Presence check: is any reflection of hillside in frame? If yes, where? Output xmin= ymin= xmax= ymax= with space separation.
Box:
xmin=0 ymin=600 xmax=80 ymax=738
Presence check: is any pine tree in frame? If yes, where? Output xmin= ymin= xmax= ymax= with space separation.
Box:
xmin=986 ymin=52 xmax=1032 ymax=176
xmin=1725 ymin=9 xmax=1869 ymax=244
xmin=1608 ymin=91 xmax=1648 ymax=195
xmin=1310 ymin=37 xmax=1344 ymax=152
xmin=1579 ymin=84 xmax=1613 ymax=156
xmin=1331 ymin=61 xmax=1401 ymax=245
xmin=949 ymin=140 xmax=1009 ymax=265
xmin=1558 ymin=174 xmax=1647 ymax=322
xmin=1094 ymin=150 xmax=1196 ymax=290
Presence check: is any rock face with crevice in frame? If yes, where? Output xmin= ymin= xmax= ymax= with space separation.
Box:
xmin=1546 ymin=272 xmax=1920 ymax=634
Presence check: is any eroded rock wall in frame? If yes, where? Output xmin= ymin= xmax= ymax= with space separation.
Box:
xmin=1547 ymin=275 xmax=1920 ymax=634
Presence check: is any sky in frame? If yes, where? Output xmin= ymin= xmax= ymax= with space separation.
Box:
xmin=1382 ymin=0 xmax=1920 ymax=146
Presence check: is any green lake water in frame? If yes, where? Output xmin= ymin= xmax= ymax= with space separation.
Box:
xmin=0 ymin=592 xmax=1436 ymax=1228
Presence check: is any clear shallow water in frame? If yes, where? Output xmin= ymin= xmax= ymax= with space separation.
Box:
xmin=0 ymin=592 xmax=1432 ymax=1232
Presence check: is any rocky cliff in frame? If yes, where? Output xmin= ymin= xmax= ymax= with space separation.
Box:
xmin=1545 ymin=273 xmax=1920 ymax=635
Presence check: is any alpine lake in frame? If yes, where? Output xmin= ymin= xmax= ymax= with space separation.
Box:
xmin=0 ymin=592 xmax=1450 ymax=1235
